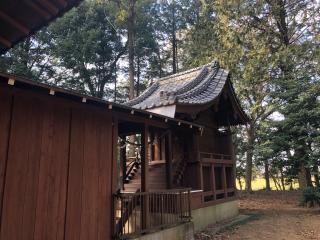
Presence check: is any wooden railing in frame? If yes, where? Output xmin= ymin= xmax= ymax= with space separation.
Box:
xmin=199 ymin=152 xmax=236 ymax=205
xmin=124 ymin=156 xmax=141 ymax=183
xmin=187 ymin=152 xmax=232 ymax=163
xmin=114 ymin=189 xmax=191 ymax=239
xmin=199 ymin=152 xmax=232 ymax=161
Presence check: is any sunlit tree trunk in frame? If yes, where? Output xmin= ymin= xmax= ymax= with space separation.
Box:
xmin=127 ymin=0 xmax=137 ymax=158
xmin=245 ymin=123 xmax=254 ymax=193
xmin=171 ymin=2 xmax=177 ymax=74
xmin=136 ymin=55 xmax=140 ymax=96
xmin=264 ymin=159 xmax=271 ymax=191
xmin=128 ymin=0 xmax=136 ymax=100
xmin=313 ymin=165 xmax=320 ymax=188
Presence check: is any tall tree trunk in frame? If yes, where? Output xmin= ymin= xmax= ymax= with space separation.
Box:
xmin=313 ymin=165 xmax=320 ymax=188
xmin=128 ymin=0 xmax=136 ymax=100
xmin=298 ymin=165 xmax=308 ymax=189
xmin=280 ymin=167 xmax=285 ymax=190
xmin=271 ymin=174 xmax=281 ymax=191
xmin=114 ymin=76 xmax=117 ymax=102
xmin=264 ymin=159 xmax=271 ymax=191
xmin=175 ymin=41 xmax=178 ymax=72
xmin=237 ymin=176 xmax=243 ymax=191
xmin=136 ymin=55 xmax=140 ymax=96
xmin=157 ymin=48 xmax=163 ymax=78
xmin=245 ymin=123 xmax=254 ymax=193
xmin=171 ymin=3 xmax=177 ymax=74
xmin=298 ymin=164 xmax=313 ymax=189
xmin=127 ymin=0 xmax=136 ymax=158
xmin=306 ymin=168 xmax=312 ymax=187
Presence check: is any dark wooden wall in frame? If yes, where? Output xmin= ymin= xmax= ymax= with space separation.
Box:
xmin=195 ymin=109 xmax=232 ymax=155
xmin=0 ymin=86 xmax=114 ymax=240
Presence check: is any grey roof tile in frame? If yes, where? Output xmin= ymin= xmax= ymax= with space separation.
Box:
xmin=126 ymin=61 xmax=234 ymax=109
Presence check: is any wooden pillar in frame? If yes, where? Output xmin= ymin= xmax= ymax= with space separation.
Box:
xmin=141 ymin=125 xmax=149 ymax=192
xmin=111 ymin=117 xmax=118 ymax=236
xmin=148 ymin=131 xmax=153 ymax=163
xmin=141 ymin=124 xmax=149 ymax=229
xmin=228 ymin=126 xmax=237 ymax=194
xmin=165 ymin=130 xmax=172 ymax=189
xmin=154 ymin=131 xmax=160 ymax=161
xmin=193 ymin=133 xmax=202 ymax=190
xmin=161 ymin=135 xmax=166 ymax=160
xmin=211 ymin=164 xmax=216 ymax=200
xmin=199 ymin=161 xmax=203 ymax=191
xmin=222 ymin=165 xmax=227 ymax=198
xmin=120 ymin=138 xmax=126 ymax=188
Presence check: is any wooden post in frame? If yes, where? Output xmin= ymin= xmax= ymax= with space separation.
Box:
xmin=141 ymin=124 xmax=149 ymax=229
xmin=161 ymin=135 xmax=166 ymax=161
xmin=199 ymin=161 xmax=203 ymax=192
xmin=222 ymin=165 xmax=227 ymax=198
xmin=141 ymin=124 xmax=149 ymax=192
xmin=120 ymin=138 xmax=126 ymax=188
xmin=148 ymin=131 xmax=153 ymax=163
xmin=154 ymin=131 xmax=160 ymax=161
xmin=211 ymin=164 xmax=216 ymax=200
xmin=194 ymin=133 xmax=203 ymax=190
xmin=165 ymin=130 xmax=172 ymax=189
xmin=111 ymin=117 xmax=119 ymax=237
xmin=228 ymin=125 xmax=237 ymax=195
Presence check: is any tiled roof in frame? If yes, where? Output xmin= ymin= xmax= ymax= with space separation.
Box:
xmin=127 ymin=62 xmax=229 ymax=110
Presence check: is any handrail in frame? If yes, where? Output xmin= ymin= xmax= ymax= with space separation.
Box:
xmin=114 ymin=189 xmax=191 ymax=238
xmin=125 ymin=156 xmax=141 ymax=181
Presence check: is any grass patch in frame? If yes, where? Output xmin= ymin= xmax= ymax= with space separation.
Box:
xmin=236 ymin=178 xmax=299 ymax=191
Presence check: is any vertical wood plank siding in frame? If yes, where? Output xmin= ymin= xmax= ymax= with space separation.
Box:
xmin=0 ymin=87 xmax=114 ymax=239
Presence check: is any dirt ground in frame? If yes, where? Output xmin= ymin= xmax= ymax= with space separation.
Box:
xmin=196 ymin=191 xmax=320 ymax=240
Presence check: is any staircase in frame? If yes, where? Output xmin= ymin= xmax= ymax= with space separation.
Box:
xmin=123 ymin=158 xmax=141 ymax=193
xmin=123 ymin=161 xmax=167 ymax=192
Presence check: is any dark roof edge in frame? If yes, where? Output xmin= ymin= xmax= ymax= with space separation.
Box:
xmin=0 ymin=72 xmax=204 ymax=129
xmin=226 ymin=76 xmax=250 ymax=124
xmin=0 ymin=0 xmax=83 ymax=54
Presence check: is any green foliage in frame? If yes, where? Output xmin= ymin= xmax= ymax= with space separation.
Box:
xmin=300 ymin=187 xmax=320 ymax=207
xmin=48 ymin=0 xmax=125 ymax=98
xmin=0 ymin=29 xmax=55 ymax=81
xmin=182 ymin=0 xmax=320 ymax=190
xmin=0 ymin=0 xmax=319 ymax=191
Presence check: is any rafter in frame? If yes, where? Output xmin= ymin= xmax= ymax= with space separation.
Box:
xmin=36 ymin=0 xmax=59 ymax=15
xmin=56 ymin=0 xmax=68 ymax=8
xmin=24 ymin=0 xmax=51 ymax=20
xmin=0 ymin=36 xmax=12 ymax=48
xmin=0 ymin=11 xmax=29 ymax=35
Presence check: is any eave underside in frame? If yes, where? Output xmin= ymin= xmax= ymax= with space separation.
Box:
xmin=0 ymin=0 xmax=82 ymax=54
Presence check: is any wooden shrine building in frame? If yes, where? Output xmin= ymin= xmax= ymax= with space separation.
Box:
xmin=0 ymin=1 xmax=248 ymax=239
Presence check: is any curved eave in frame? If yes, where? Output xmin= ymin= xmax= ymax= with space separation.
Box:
xmin=173 ymin=78 xmax=249 ymax=125
xmin=225 ymin=78 xmax=250 ymax=124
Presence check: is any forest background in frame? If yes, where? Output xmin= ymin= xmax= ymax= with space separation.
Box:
xmin=1 ymin=0 xmax=319 ymax=192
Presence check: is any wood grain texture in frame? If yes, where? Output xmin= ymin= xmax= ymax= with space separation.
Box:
xmin=64 ymin=109 xmax=85 ymax=240
xmin=0 ymin=86 xmax=114 ymax=240
xmin=65 ymin=108 xmax=113 ymax=240
xmin=0 ymin=89 xmax=13 ymax=231
xmin=1 ymin=94 xmax=44 ymax=239
xmin=34 ymin=103 xmax=71 ymax=240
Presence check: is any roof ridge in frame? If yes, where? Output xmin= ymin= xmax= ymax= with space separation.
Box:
xmin=173 ymin=66 xmax=209 ymax=96
xmin=156 ymin=62 xmax=213 ymax=82
xmin=176 ymin=66 xmax=220 ymax=101
xmin=126 ymin=81 xmax=159 ymax=106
